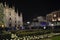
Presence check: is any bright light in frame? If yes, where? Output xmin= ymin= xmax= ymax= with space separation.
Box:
xmin=27 ymin=21 xmax=30 ymax=24
xmin=54 ymin=14 xmax=56 ymax=17
xmin=52 ymin=19 xmax=55 ymax=21
xmin=2 ymin=25 xmax=4 ymax=27
xmin=51 ymin=24 xmax=54 ymax=26
xmin=52 ymin=19 xmax=57 ymax=21
xmin=58 ymin=18 xmax=60 ymax=21
xmin=43 ymin=26 xmax=46 ymax=29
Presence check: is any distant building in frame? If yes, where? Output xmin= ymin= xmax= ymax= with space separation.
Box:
xmin=46 ymin=11 xmax=60 ymax=26
xmin=30 ymin=16 xmax=48 ymax=27
xmin=37 ymin=16 xmax=47 ymax=22
xmin=0 ymin=2 xmax=23 ymax=30
xmin=37 ymin=16 xmax=48 ymax=26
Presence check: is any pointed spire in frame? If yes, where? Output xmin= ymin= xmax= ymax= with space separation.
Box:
xmin=0 ymin=2 xmax=3 ymax=7
xmin=12 ymin=6 xmax=14 ymax=9
xmin=17 ymin=9 xmax=18 ymax=13
xmin=12 ymin=6 xmax=15 ymax=12
xmin=12 ymin=6 xmax=15 ymax=10
xmin=16 ymin=9 xmax=19 ymax=16
xmin=4 ymin=2 xmax=7 ymax=7
xmin=20 ymin=12 xmax=22 ymax=16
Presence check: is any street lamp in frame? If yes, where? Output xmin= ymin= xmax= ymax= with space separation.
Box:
xmin=27 ymin=21 xmax=30 ymax=24
xmin=43 ymin=26 xmax=46 ymax=30
xmin=26 ymin=21 xmax=31 ymax=29
xmin=51 ymin=24 xmax=54 ymax=33
xmin=43 ymin=26 xmax=46 ymax=38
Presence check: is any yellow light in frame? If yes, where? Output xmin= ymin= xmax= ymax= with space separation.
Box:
xmin=52 ymin=19 xmax=55 ymax=21
xmin=2 ymin=25 xmax=4 ymax=27
xmin=58 ymin=18 xmax=60 ymax=21
xmin=52 ymin=19 xmax=57 ymax=21
xmin=54 ymin=14 xmax=56 ymax=17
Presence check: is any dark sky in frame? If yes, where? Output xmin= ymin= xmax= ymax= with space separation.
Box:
xmin=0 ymin=0 xmax=60 ymax=22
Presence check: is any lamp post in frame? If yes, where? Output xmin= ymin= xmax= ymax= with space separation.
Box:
xmin=43 ymin=26 xmax=46 ymax=34
xmin=27 ymin=21 xmax=31 ymax=29
xmin=43 ymin=26 xmax=46 ymax=38
xmin=51 ymin=24 xmax=54 ymax=33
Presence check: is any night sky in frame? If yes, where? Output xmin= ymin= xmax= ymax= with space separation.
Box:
xmin=0 ymin=0 xmax=60 ymax=22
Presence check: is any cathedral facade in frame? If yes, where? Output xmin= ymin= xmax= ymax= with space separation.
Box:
xmin=0 ymin=2 xmax=23 ymax=30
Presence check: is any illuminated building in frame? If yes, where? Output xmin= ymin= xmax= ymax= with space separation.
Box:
xmin=30 ymin=16 xmax=48 ymax=27
xmin=37 ymin=16 xmax=46 ymax=22
xmin=0 ymin=2 xmax=23 ymax=30
xmin=37 ymin=16 xmax=48 ymax=26
xmin=46 ymin=11 xmax=60 ymax=26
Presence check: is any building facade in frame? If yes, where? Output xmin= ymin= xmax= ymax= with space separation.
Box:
xmin=46 ymin=11 xmax=60 ymax=26
xmin=30 ymin=16 xmax=48 ymax=27
xmin=0 ymin=3 xmax=23 ymax=29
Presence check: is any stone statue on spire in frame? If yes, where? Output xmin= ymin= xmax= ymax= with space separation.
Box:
xmin=4 ymin=2 xmax=7 ymax=7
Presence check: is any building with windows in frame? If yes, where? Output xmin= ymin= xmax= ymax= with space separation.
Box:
xmin=0 ymin=2 xmax=23 ymax=30
xmin=46 ymin=11 xmax=60 ymax=26
xmin=29 ymin=16 xmax=48 ymax=28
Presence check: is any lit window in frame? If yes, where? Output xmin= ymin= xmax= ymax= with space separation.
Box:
xmin=58 ymin=18 xmax=60 ymax=21
xmin=54 ymin=14 xmax=56 ymax=17
xmin=52 ymin=19 xmax=57 ymax=21
xmin=52 ymin=19 xmax=55 ymax=21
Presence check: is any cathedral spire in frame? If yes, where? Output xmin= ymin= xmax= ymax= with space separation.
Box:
xmin=4 ymin=2 xmax=7 ymax=7
xmin=17 ymin=9 xmax=18 ymax=14
xmin=12 ymin=6 xmax=15 ymax=11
